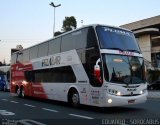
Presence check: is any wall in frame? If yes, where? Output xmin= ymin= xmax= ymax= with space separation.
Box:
xmin=137 ymin=34 xmax=151 ymax=62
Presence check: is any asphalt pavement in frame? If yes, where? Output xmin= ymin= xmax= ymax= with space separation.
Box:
xmin=0 ymin=91 xmax=160 ymax=125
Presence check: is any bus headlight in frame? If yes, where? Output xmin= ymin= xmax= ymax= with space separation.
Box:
xmin=22 ymin=80 xmax=28 ymax=85
xmin=108 ymin=99 xmax=112 ymax=103
xmin=140 ymin=89 xmax=147 ymax=94
xmin=12 ymin=82 xmax=15 ymax=85
xmin=116 ymin=91 xmax=121 ymax=96
xmin=140 ymin=90 xmax=143 ymax=94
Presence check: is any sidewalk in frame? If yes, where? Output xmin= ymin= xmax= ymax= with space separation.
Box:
xmin=147 ymin=90 xmax=160 ymax=99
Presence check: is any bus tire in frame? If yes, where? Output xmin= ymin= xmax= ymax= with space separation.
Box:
xmin=16 ymin=88 xmax=21 ymax=97
xmin=69 ymin=89 xmax=80 ymax=108
xmin=21 ymin=87 xmax=25 ymax=98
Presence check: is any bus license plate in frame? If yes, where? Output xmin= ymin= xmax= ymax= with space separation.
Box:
xmin=128 ymin=100 xmax=135 ymax=103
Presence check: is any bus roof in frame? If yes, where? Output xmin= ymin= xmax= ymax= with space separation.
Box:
xmin=12 ymin=24 xmax=132 ymax=55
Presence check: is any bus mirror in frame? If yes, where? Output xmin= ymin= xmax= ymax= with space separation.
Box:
xmin=94 ymin=58 xmax=102 ymax=84
xmin=94 ymin=65 xmax=100 ymax=78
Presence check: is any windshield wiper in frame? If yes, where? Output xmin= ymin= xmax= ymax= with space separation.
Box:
xmin=126 ymin=49 xmax=141 ymax=54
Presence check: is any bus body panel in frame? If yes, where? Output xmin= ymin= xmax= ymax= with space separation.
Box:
xmin=101 ymin=82 xmax=148 ymax=107
xmin=104 ymin=92 xmax=147 ymax=107
xmin=10 ymin=24 xmax=148 ymax=107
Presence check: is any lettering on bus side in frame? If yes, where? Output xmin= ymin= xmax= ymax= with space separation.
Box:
xmin=42 ymin=59 xmax=50 ymax=67
xmin=42 ymin=56 xmax=61 ymax=67
xmin=50 ymin=56 xmax=61 ymax=65
xmin=104 ymin=27 xmax=132 ymax=37
xmin=119 ymin=51 xmax=134 ymax=56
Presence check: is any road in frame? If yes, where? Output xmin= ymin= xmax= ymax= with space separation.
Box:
xmin=0 ymin=91 xmax=160 ymax=125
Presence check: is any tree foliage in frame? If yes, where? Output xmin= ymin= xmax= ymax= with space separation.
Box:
xmin=62 ymin=16 xmax=77 ymax=32
xmin=54 ymin=31 xmax=62 ymax=37
xmin=0 ymin=61 xmax=2 ymax=66
xmin=0 ymin=60 xmax=8 ymax=66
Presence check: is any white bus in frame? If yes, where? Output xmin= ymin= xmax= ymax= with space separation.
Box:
xmin=10 ymin=24 xmax=147 ymax=107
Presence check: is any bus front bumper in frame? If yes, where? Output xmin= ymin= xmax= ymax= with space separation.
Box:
xmin=102 ymin=92 xmax=148 ymax=107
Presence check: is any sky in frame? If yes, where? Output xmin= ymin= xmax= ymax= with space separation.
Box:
xmin=0 ymin=0 xmax=160 ymax=63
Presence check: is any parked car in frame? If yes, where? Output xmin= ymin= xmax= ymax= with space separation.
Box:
xmin=148 ymin=80 xmax=160 ymax=90
xmin=0 ymin=66 xmax=10 ymax=92
xmin=0 ymin=74 xmax=10 ymax=92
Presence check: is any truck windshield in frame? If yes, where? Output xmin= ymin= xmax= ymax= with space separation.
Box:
xmin=103 ymin=54 xmax=145 ymax=84
xmin=96 ymin=26 xmax=141 ymax=53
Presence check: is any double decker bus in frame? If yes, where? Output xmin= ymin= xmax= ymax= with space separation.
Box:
xmin=10 ymin=24 xmax=147 ymax=107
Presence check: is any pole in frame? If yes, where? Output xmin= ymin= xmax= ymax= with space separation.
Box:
xmin=49 ymin=2 xmax=61 ymax=38
xmin=53 ymin=7 xmax=55 ymax=37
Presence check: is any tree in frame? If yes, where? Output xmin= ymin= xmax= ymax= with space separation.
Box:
xmin=3 ymin=59 xmax=6 ymax=66
xmin=0 ymin=61 xmax=2 ymax=66
xmin=62 ymin=16 xmax=77 ymax=32
xmin=54 ymin=31 xmax=62 ymax=37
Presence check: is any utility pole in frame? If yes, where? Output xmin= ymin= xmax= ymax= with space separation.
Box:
xmin=49 ymin=2 xmax=61 ymax=37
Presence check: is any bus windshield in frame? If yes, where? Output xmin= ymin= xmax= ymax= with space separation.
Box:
xmin=96 ymin=26 xmax=141 ymax=53
xmin=103 ymin=54 xmax=145 ymax=84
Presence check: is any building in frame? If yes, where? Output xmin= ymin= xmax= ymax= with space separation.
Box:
xmin=121 ymin=15 xmax=160 ymax=70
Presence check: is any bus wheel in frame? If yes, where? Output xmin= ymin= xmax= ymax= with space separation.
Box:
xmin=16 ymin=88 xmax=21 ymax=97
xmin=70 ymin=91 xmax=80 ymax=107
xmin=21 ymin=87 xmax=25 ymax=98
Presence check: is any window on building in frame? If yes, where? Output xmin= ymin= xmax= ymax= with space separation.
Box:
xmin=152 ymin=40 xmax=160 ymax=47
xmin=151 ymin=53 xmax=160 ymax=68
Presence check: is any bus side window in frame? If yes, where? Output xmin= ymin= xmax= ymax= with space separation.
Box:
xmin=25 ymin=71 xmax=34 ymax=82
xmin=30 ymin=46 xmax=38 ymax=60
xmin=48 ymin=38 xmax=61 ymax=55
xmin=38 ymin=42 xmax=49 ymax=58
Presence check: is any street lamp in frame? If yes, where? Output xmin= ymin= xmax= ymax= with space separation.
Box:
xmin=49 ymin=2 xmax=61 ymax=37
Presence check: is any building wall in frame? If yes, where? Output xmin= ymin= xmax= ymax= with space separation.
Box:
xmin=152 ymin=46 xmax=160 ymax=53
xmin=137 ymin=34 xmax=151 ymax=62
xmin=121 ymin=15 xmax=160 ymax=69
